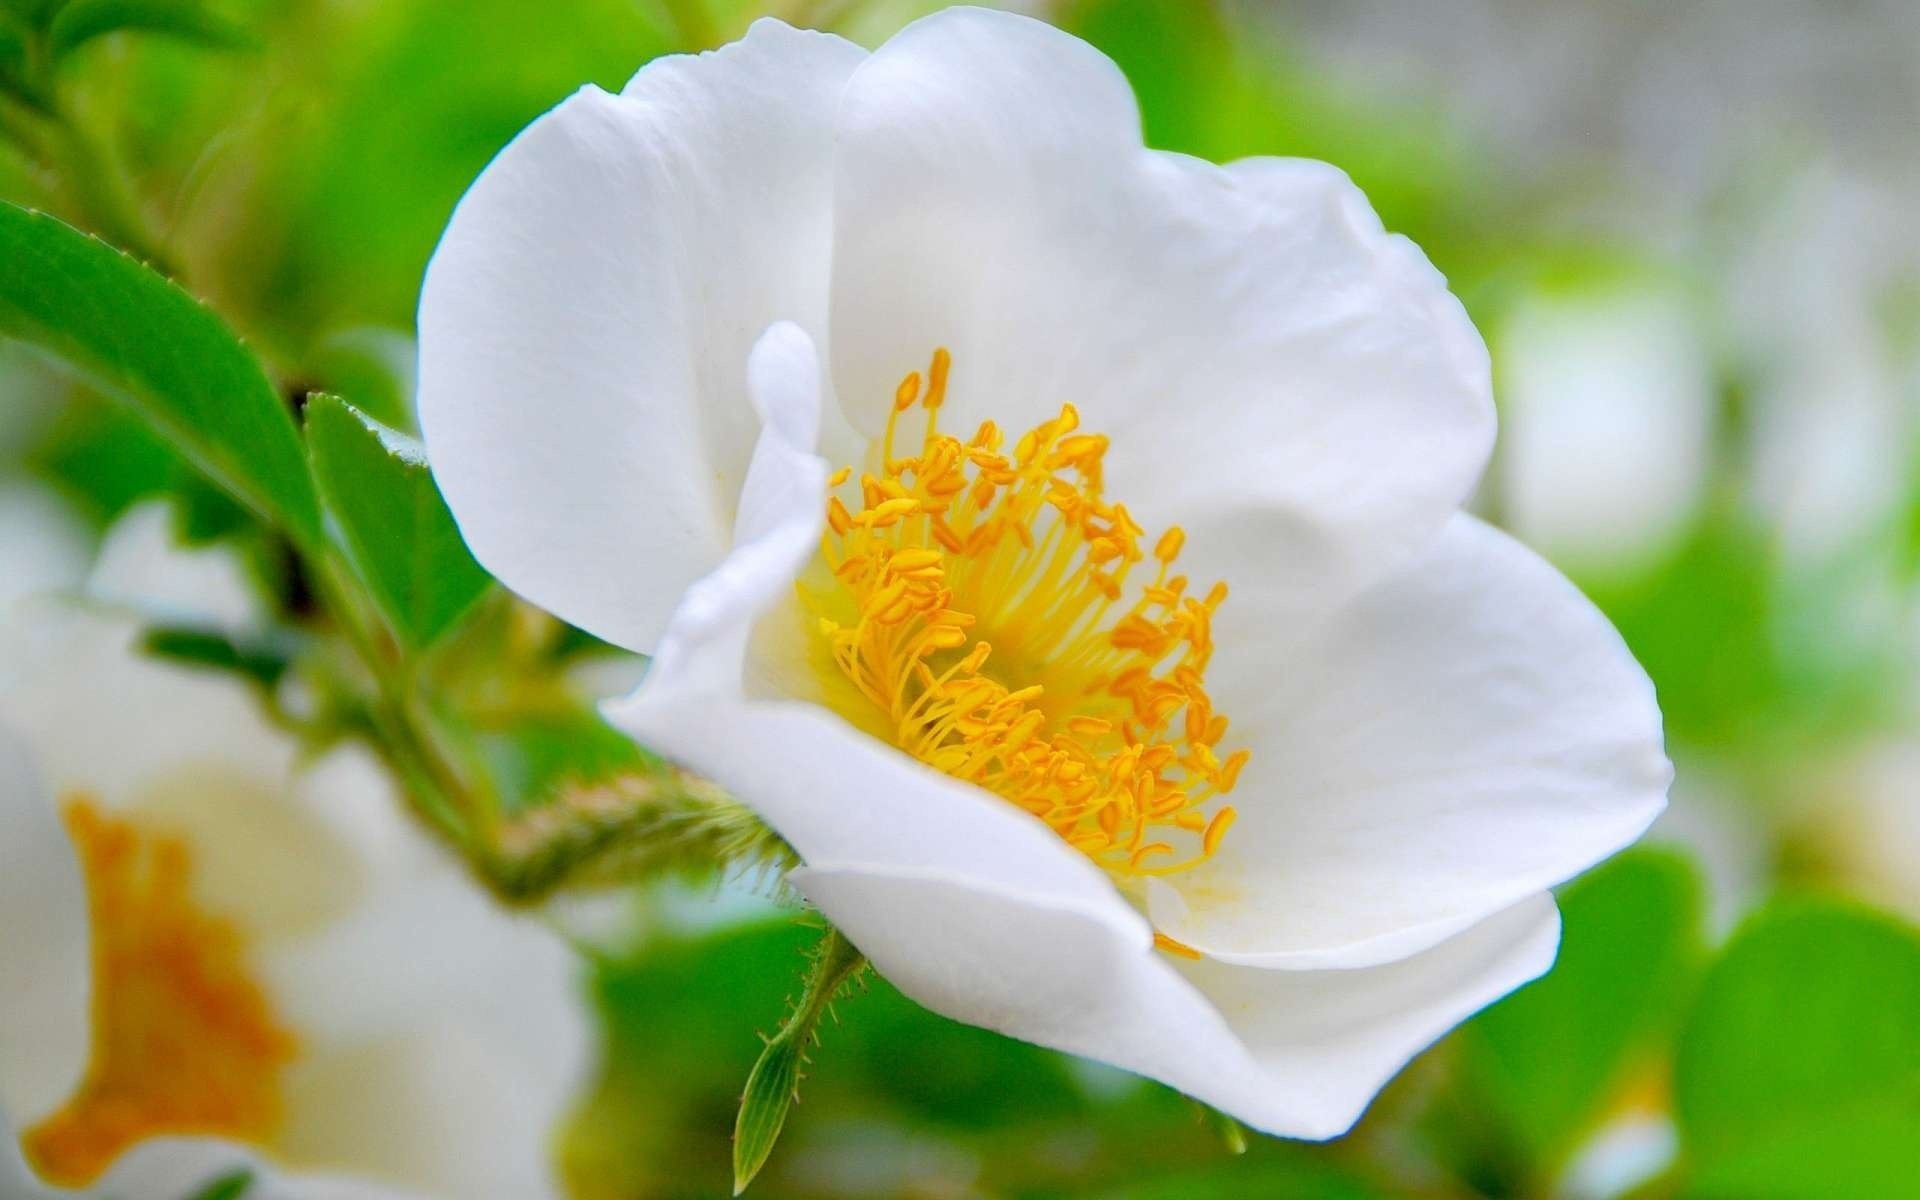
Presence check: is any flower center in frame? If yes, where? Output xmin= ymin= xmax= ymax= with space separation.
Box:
xmin=801 ymin=350 xmax=1247 ymax=880
xmin=21 ymin=797 xmax=298 ymax=1187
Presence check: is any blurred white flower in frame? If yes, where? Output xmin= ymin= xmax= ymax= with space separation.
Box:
xmin=1558 ymin=1110 xmax=1677 ymax=1200
xmin=418 ymin=9 xmax=1668 ymax=1138
xmin=0 ymin=479 xmax=88 ymax=613
xmin=1817 ymin=740 xmax=1920 ymax=923
xmin=0 ymin=506 xmax=592 ymax=1199
xmin=1495 ymin=278 xmax=1714 ymax=579
xmin=1726 ymin=167 xmax=1917 ymax=568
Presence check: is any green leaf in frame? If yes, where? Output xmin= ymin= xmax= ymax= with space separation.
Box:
xmin=183 ymin=1169 xmax=253 ymax=1200
xmin=249 ymin=0 xmax=669 ymax=334
xmin=0 ymin=202 xmax=321 ymax=547
xmin=1198 ymin=1102 xmax=1247 ymax=1156
xmin=304 ymin=393 xmax=489 ymax=649
xmin=1674 ymin=898 xmax=1920 ymax=1200
xmin=0 ymin=21 xmax=24 ymax=88
xmin=30 ymin=399 xmax=179 ymax=526
xmin=732 ymin=1029 xmax=805 ymax=1196
xmin=2 ymin=0 xmax=70 ymax=29
xmin=1091 ymin=1159 xmax=1396 ymax=1200
xmin=1450 ymin=849 xmax=1706 ymax=1186
xmin=48 ymin=0 xmax=252 ymax=60
xmin=733 ymin=927 xmax=867 ymax=1194
xmin=140 ymin=624 xmax=294 ymax=690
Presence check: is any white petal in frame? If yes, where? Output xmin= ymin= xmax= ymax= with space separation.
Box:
xmin=1153 ymin=514 xmax=1668 ymax=967
xmin=0 ymin=482 xmax=88 ymax=613
xmin=256 ymin=774 xmax=589 ymax=1198
xmin=0 ymin=729 xmax=89 ymax=1126
xmin=0 ymin=1121 xmax=52 ymax=1200
xmin=66 ymin=1134 xmax=431 ymax=1199
xmin=1171 ymin=893 xmax=1562 ymax=1138
xmin=273 ymin=1022 xmax=578 ymax=1200
xmin=794 ymin=862 xmax=1559 ymax=1139
xmin=607 ymin=325 xmax=1138 ymax=927
xmin=0 ymin=601 xmax=295 ymax=811
xmin=85 ymin=500 xmax=265 ymax=633
xmin=829 ymin=8 xmax=1492 ymax=630
xmin=613 ymin=323 xmax=832 ymax=704
xmin=419 ymin=21 xmax=865 ymax=653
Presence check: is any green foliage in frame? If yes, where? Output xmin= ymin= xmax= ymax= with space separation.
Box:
xmin=0 ymin=201 xmax=320 ymax=545
xmin=1593 ymin=506 xmax=1901 ymax=756
xmin=0 ymin=22 xmax=24 ymax=92
xmin=733 ymin=928 xmax=869 ymax=1195
xmin=182 ymin=1169 xmax=253 ymax=1200
xmin=47 ymin=0 xmax=252 ymax=61
xmin=304 ymin=392 xmax=488 ymax=649
xmin=298 ymin=327 xmax=414 ymax=430
xmin=249 ymin=0 xmax=672 ymax=334
xmin=1673 ymin=898 xmax=1920 ymax=1200
xmin=30 ymin=398 xmax=178 ymax=523
xmin=1060 ymin=0 xmax=1475 ymax=261
xmin=475 ymin=706 xmax=656 ymax=818
xmin=733 ymin=1033 xmax=806 ymax=1196
xmin=140 ymin=623 xmax=294 ymax=689
xmin=1446 ymin=849 xmax=1707 ymax=1191
xmin=1088 ymin=1159 xmax=1393 ymax=1200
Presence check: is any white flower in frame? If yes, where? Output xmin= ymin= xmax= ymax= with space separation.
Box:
xmin=0 ymin=480 xmax=88 ymax=612
xmin=417 ymin=8 xmax=1669 ymax=1138
xmin=1495 ymin=278 xmax=1713 ymax=580
xmin=0 ymin=506 xmax=592 ymax=1198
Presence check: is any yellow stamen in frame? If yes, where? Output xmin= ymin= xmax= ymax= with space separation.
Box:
xmin=22 ymin=798 xmax=297 ymax=1187
xmin=1153 ymin=932 xmax=1205 ymax=960
xmin=801 ymin=349 xmax=1249 ymax=880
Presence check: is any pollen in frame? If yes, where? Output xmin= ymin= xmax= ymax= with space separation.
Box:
xmin=801 ymin=350 xmax=1246 ymax=881
xmin=22 ymin=798 xmax=298 ymax=1187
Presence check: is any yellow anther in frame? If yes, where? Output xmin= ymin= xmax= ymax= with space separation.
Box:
xmin=1153 ymin=931 xmax=1205 ymax=960
xmin=799 ymin=350 xmax=1247 ymax=880
xmin=1052 ymin=433 xmax=1109 ymax=464
xmin=1155 ymin=527 xmax=1186 ymax=564
xmin=927 ymin=347 xmax=952 ymax=409
xmin=922 ymin=625 xmax=970 ymax=651
xmin=1218 ymin=749 xmax=1251 ymax=791
xmin=889 ymin=548 xmax=943 ymax=574
xmin=1203 ymin=806 xmax=1238 ymax=856
xmin=865 ymin=497 xmax=920 ymax=525
xmin=827 ymin=497 xmax=854 ymax=536
xmin=1131 ymin=843 xmax=1175 ymax=868
xmin=894 ymin=371 xmax=922 ymax=411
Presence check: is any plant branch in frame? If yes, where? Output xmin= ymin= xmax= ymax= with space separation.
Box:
xmin=484 ymin=768 xmax=795 ymax=903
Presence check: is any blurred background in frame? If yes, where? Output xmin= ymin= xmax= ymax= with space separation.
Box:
xmin=2 ymin=1 xmax=1917 ymax=1197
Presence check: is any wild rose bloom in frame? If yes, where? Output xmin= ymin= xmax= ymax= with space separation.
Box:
xmin=0 ymin=507 xmax=591 ymax=1199
xmin=419 ymin=8 xmax=1670 ymax=1137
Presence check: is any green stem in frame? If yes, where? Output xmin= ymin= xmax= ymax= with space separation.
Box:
xmin=312 ymin=553 xmax=472 ymax=843
xmin=485 ymin=768 xmax=792 ymax=902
